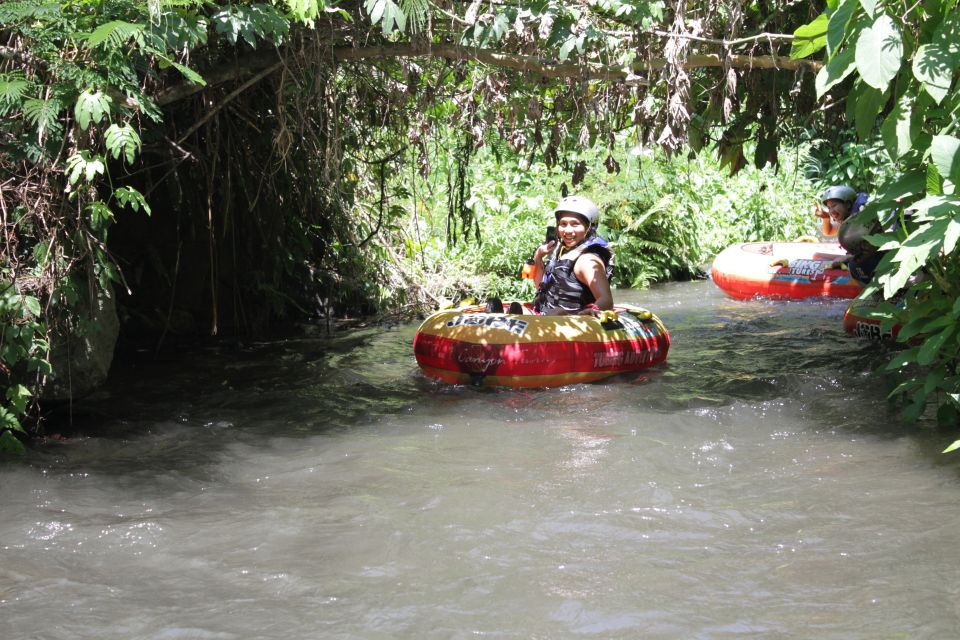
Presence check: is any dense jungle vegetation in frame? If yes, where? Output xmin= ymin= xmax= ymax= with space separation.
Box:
xmin=1 ymin=0 xmax=959 ymax=454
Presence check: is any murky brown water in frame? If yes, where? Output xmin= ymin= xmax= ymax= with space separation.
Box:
xmin=2 ymin=281 xmax=959 ymax=639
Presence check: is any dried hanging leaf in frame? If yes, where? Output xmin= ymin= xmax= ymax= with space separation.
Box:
xmin=604 ymin=154 xmax=621 ymax=174
xmin=464 ymin=0 xmax=481 ymax=25
xmin=578 ymin=123 xmax=591 ymax=148
xmin=572 ymin=160 xmax=587 ymax=185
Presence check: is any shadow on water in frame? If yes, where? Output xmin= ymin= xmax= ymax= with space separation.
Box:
xmin=23 ymin=281 xmax=958 ymax=476
xmin=31 ymin=324 xmax=428 ymax=478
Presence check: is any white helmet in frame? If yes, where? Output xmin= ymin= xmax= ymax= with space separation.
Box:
xmin=554 ymin=196 xmax=600 ymax=226
xmin=822 ymin=185 xmax=856 ymax=204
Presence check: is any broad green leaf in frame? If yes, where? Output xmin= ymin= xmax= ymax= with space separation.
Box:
xmin=74 ymin=90 xmax=112 ymax=131
xmin=368 ymin=0 xmax=385 ymax=24
xmin=22 ymin=295 xmax=41 ymax=318
xmin=790 ymin=14 xmax=828 ymax=60
xmin=931 ymin=135 xmax=960 ymax=186
xmin=0 ymin=429 xmax=26 ymax=454
xmin=898 ymin=315 xmax=931 ymax=343
xmin=5 ymin=384 xmax=31 ymax=415
xmin=882 ymin=220 xmax=947 ymax=296
xmin=927 ymin=161 xmax=944 ymax=195
xmin=283 ymin=0 xmax=323 ymax=22
xmin=816 ymin=46 xmax=856 ymax=97
xmin=912 ymin=14 xmax=960 ymax=104
xmin=827 ymin=0 xmax=857 ymax=55
xmin=855 ymin=15 xmax=903 ymax=91
xmin=923 ymin=368 xmax=947 ymax=395
xmin=943 ymin=439 xmax=960 ymax=454
xmin=113 ymin=186 xmax=152 ymax=215
xmin=858 ymin=0 xmax=877 ymax=17
xmin=559 ymin=37 xmax=577 ymax=62
xmin=902 ymin=393 xmax=928 ymax=422
xmin=886 ymin=346 xmax=919 ymax=370
xmin=919 ymin=315 xmax=956 ymax=335
xmin=854 ymin=85 xmax=886 ymax=140
xmin=903 ymin=194 xmax=960 ymax=218
xmin=156 ymin=56 xmax=206 ymax=86
xmin=880 ymin=94 xmax=917 ymax=160
xmin=918 ymin=325 xmax=955 ymax=365
xmin=871 ymin=169 xmax=926 ymax=204
xmin=864 ymin=233 xmax=899 ymax=250
xmin=86 ymin=201 xmax=114 ymax=233
xmin=65 ymin=152 xmax=105 ymax=185
xmin=945 ymin=217 xmax=960 ymax=255
xmin=913 ymin=44 xmax=954 ymax=104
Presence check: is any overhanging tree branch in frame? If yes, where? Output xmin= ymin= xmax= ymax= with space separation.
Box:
xmin=335 ymin=43 xmax=822 ymax=78
xmin=156 ymin=44 xmax=821 ymax=108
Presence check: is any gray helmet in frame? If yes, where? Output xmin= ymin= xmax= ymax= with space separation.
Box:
xmin=554 ymin=196 xmax=600 ymax=226
xmin=822 ymin=185 xmax=856 ymax=204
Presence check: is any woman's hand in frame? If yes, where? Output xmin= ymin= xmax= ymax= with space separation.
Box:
xmin=532 ymin=240 xmax=556 ymax=287
xmin=534 ymin=240 xmax=556 ymax=262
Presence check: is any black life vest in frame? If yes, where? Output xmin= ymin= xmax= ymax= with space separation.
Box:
xmin=838 ymin=195 xmax=888 ymax=285
xmin=534 ymin=236 xmax=614 ymax=313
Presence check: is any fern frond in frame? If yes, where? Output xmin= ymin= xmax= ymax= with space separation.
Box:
xmin=0 ymin=0 xmax=59 ymax=24
xmin=399 ymin=0 xmax=429 ymax=33
xmin=0 ymin=73 xmax=31 ymax=115
xmin=85 ymin=20 xmax=146 ymax=49
xmin=22 ymin=97 xmax=63 ymax=138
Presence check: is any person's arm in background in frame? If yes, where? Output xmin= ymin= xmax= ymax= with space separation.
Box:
xmin=815 ymin=204 xmax=838 ymax=237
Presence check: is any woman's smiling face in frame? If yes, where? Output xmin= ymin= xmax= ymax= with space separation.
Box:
xmin=556 ymin=214 xmax=588 ymax=247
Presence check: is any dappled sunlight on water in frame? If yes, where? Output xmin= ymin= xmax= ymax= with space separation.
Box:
xmin=2 ymin=281 xmax=959 ymax=639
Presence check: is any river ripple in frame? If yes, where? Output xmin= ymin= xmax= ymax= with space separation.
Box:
xmin=2 ymin=281 xmax=959 ymax=639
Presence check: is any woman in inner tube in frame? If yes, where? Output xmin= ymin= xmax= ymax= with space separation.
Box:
xmin=531 ymin=195 xmax=614 ymax=317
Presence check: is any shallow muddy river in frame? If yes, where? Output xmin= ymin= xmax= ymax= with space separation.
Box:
xmin=2 ymin=281 xmax=959 ymax=639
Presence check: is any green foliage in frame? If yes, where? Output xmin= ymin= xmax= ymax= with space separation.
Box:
xmin=66 ymin=151 xmax=106 ymax=185
xmin=85 ymin=20 xmax=147 ymax=49
xmin=793 ymin=0 xmax=960 ymax=443
xmin=363 ymin=0 xmax=408 ymax=36
xmin=212 ymin=3 xmax=290 ymax=47
xmin=104 ymin=124 xmax=141 ymax=164
xmin=803 ymin=132 xmax=896 ymax=192
xmin=0 ymin=283 xmax=50 ymax=453
xmin=1 ymin=0 xmax=306 ymax=448
xmin=0 ymin=72 xmax=32 ymax=115
xmin=74 ymin=90 xmax=113 ymax=131
xmin=408 ymin=141 xmax=816 ymax=300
